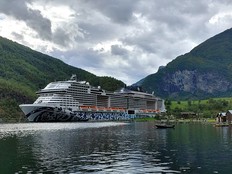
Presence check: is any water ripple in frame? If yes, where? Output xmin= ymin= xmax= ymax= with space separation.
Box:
xmin=0 ymin=122 xmax=197 ymax=173
xmin=0 ymin=122 xmax=128 ymax=138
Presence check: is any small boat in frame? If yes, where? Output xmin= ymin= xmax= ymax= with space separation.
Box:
xmin=156 ymin=124 xmax=175 ymax=129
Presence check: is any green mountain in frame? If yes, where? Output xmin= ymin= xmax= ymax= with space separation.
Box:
xmin=0 ymin=36 xmax=125 ymax=122
xmin=138 ymin=28 xmax=232 ymax=100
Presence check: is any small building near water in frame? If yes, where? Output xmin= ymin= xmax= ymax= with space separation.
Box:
xmin=226 ymin=110 xmax=232 ymax=124
xmin=216 ymin=112 xmax=227 ymax=123
xmin=216 ymin=110 xmax=232 ymax=124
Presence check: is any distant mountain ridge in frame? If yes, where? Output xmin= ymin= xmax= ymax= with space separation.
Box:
xmin=137 ymin=28 xmax=232 ymax=100
xmin=0 ymin=36 xmax=124 ymax=122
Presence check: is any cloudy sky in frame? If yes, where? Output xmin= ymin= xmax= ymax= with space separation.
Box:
xmin=0 ymin=0 xmax=232 ymax=85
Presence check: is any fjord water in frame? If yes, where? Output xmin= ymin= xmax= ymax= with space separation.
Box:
xmin=0 ymin=122 xmax=231 ymax=173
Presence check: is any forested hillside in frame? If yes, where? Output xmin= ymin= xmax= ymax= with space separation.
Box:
xmin=0 ymin=36 xmax=125 ymax=122
xmin=138 ymin=28 xmax=232 ymax=100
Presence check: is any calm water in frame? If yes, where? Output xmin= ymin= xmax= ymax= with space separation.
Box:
xmin=0 ymin=122 xmax=231 ymax=173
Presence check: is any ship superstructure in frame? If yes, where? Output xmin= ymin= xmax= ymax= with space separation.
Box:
xmin=19 ymin=75 xmax=165 ymax=122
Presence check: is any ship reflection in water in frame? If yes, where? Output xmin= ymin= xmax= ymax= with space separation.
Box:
xmin=0 ymin=122 xmax=232 ymax=173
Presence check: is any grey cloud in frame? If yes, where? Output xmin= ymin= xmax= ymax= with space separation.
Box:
xmin=111 ymin=45 xmax=128 ymax=56
xmin=0 ymin=0 xmax=52 ymax=40
xmin=12 ymin=32 xmax=24 ymax=40
xmin=45 ymin=18 xmax=83 ymax=47
xmin=27 ymin=8 xmax=52 ymax=40
xmin=52 ymin=47 xmax=105 ymax=68
xmin=137 ymin=1 xmax=200 ymax=30
xmin=0 ymin=0 xmax=84 ymax=47
xmin=149 ymin=0 xmax=209 ymax=15
xmin=83 ymin=0 xmax=136 ymax=24
xmin=52 ymin=27 xmax=76 ymax=47
xmin=78 ymin=22 xmax=118 ymax=42
xmin=43 ymin=0 xmax=136 ymax=24
xmin=122 ymin=34 xmax=155 ymax=53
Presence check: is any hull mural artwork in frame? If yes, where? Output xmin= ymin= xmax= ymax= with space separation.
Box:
xmin=26 ymin=106 xmax=135 ymax=122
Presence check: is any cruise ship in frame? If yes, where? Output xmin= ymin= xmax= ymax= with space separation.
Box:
xmin=19 ymin=75 xmax=165 ymax=122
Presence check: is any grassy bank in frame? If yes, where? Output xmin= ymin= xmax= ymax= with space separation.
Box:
xmin=166 ymin=97 xmax=232 ymax=118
